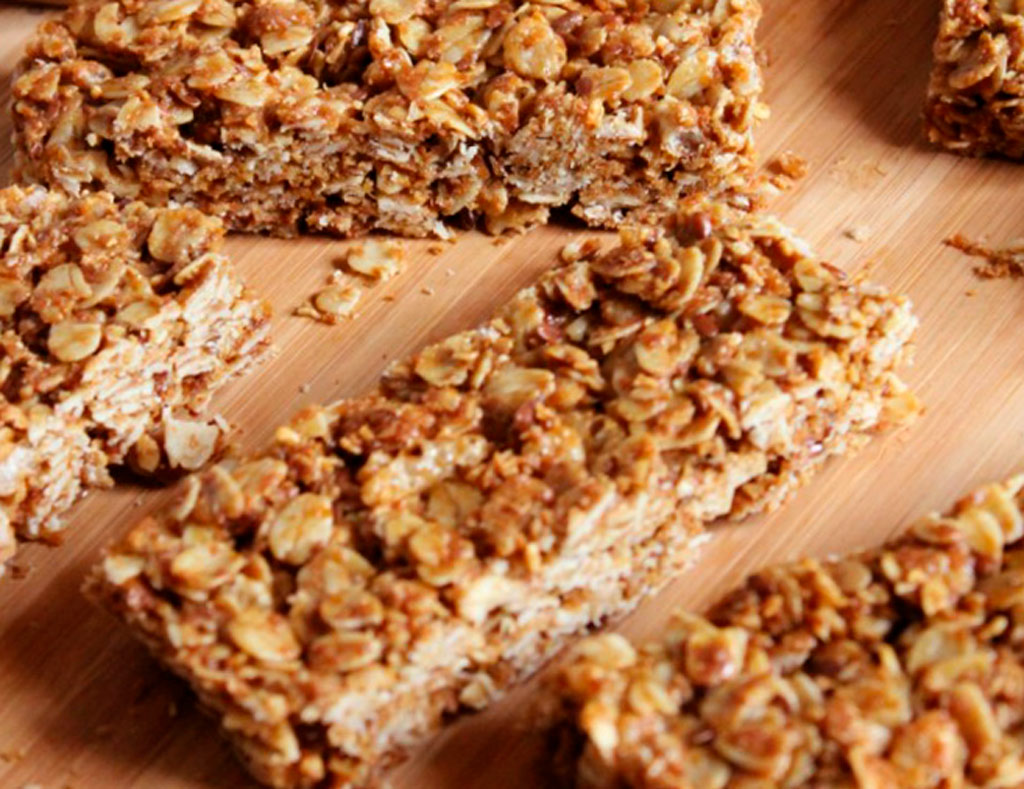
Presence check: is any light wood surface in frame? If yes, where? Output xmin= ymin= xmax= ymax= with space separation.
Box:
xmin=2 ymin=1 xmax=1023 ymax=786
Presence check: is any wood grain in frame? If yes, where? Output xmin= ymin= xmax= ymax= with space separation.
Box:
xmin=2 ymin=1 xmax=1023 ymax=787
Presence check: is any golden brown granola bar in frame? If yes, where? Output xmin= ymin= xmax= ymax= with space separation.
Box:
xmin=549 ymin=476 xmax=1024 ymax=788
xmin=13 ymin=0 xmax=765 ymax=237
xmin=0 ymin=185 xmax=272 ymax=571
xmin=88 ymin=200 xmax=917 ymax=788
xmin=925 ymin=1 xmax=1024 ymax=157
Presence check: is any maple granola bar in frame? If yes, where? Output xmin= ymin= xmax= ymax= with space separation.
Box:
xmin=548 ymin=476 xmax=1024 ymax=788
xmin=0 ymin=185 xmax=272 ymax=571
xmin=925 ymin=0 xmax=1024 ymax=157
xmin=13 ymin=0 xmax=764 ymax=238
xmin=88 ymin=200 xmax=918 ymax=788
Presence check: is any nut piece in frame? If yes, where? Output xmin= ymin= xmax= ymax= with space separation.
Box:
xmin=148 ymin=208 xmax=222 ymax=265
xmin=163 ymin=415 xmax=221 ymax=471
xmin=503 ymin=11 xmax=567 ymax=81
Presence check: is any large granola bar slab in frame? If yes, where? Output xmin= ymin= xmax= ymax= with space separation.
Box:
xmin=13 ymin=0 xmax=764 ymax=237
xmin=549 ymin=476 xmax=1024 ymax=788
xmin=0 ymin=185 xmax=272 ymax=572
xmin=88 ymin=200 xmax=918 ymax=788
xmin=925 ymin=1 xmax=1024 ymax=157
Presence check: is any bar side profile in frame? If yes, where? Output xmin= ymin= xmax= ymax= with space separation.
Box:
xmin=924 ymin=1 xmax=1024 ymax=157
xmin=0 ymin=185 xmax=272 ymax=572
xmin=88 ymin=200 xmax=919 ymax=788
xmin=549 ymin=475 xmax=1024 ymax=787
xmin=13 ymin=0 xmax=765 ymax=237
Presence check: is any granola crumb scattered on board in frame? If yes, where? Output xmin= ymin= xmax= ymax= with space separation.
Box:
xmin=345 ymin=240 xmax=406 ymax=283
xmin=946 ymin=233 xmax=1024 ymax=279
xmin=89 ymin=200 xmax=919 ymax=788
xmin=844 ymin=225 xmax=870 ymax=242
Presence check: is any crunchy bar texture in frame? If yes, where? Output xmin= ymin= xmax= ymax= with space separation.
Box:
xmin=549 ymin=476 xmax=1024 ymax=788
xmin=13 ymin=0 xmax=764 ymax=237
xmin=89 ymin=201 xmax=918 ymax=788
xmin=925 ymin=0 xmax=1024 ymax=157
xmin=0 ymin=185 xmax=272 ymax=570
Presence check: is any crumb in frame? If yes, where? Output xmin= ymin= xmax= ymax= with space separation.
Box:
xmin=445 ymin=267 xmax=455 ymax=277
xmin=828 ymin=157 xmax=890 ymax=189
xmin=769 ymin=151 xmax=809 ymax=180
xmin=382 ymin=294 xmax=396 ymax=302
xmin=420 ymin=286 xmax=435 ymax=296
xmin=947 ymin=233 xmax=1024 ymax=279
xmin=752 ymin=151 xmax=809 ymax=200
xmin=844 ymin=226 xmax=870 ymax=243
xmin=965 ymin=289 xmax=976 ymax=297
xmin=7 ymin=562 xmax=33 ymax=580
xmin=299 ymin=383 xmax=311 ymax=394
xmin=427 ymin=244 xmax=445 ymax=256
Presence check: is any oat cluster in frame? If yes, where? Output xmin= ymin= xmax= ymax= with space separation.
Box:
xmin=925 ymin=0 xmax=1024 ymax=157
xmin=0 ymin=185 xmax=271 ymax=572
xmin=13 ymin=0 xmax=765 ymax=237
xmin=89 ymin=201 xmax=918 ymax=788
xmin=551 ymin=476 xmax=1024 ymax=789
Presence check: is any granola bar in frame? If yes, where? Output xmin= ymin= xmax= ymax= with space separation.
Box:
xmin=13 ymin=0 xmax=765 ymax=238
xmin=548 ymin=476 xmax=1024 ymax=788
xmin=87 ymin=200 xmax=918 ymax=788
xmin=0 ymin=185 xmax=272 ymax=571
xmin=924 ymin=0 xmax=1024 ymax=157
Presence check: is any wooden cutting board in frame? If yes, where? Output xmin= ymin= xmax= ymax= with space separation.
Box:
xmin=2 ymin=0 xmax=1024 ymax=786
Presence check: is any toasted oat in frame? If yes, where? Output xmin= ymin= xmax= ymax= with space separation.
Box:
xmin=89 ymin=200 xmax=918 ymax=788
xmin=549 ymin=475 xmax=1024 ymax=789
xmin=0 ymin=185 xmax=271 ymax=575
xmin=13 ymin=0 xmax=765 ymax=237
xmin=925 ymin=2 xmax=1024 ymax=156
xmin=345 ymin=240 xmax=405 ymax=282
xmin=297 ymin=275 xmax=363 ymax=325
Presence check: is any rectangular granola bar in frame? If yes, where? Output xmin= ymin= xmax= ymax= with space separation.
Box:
xmin=0 ymin=185 xmax=272 ymax=571
xmin=925 ymin=1 xmax=1024 ymax=156
xmin=88 ymin=200 xmax=918 ymax=788
xmin=548 ymin=476 xmax=1024 ymax=788
xmin=13 ymin=0 xmax=765 ymax=237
